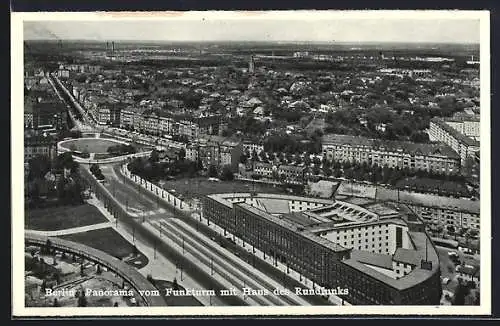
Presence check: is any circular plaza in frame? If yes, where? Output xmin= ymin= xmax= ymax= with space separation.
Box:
xmin=58 ymin=137 xmax=129 ymax=155
xmin=57 ymin=137 xmax=143 ymax=163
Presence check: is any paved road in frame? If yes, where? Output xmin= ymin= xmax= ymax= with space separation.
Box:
xmin=96 ymin=162 xmax=319 ymax=305
xmin=150 ymin=218 xmax=311 ymax=306
xmin=112 ymin=162 xmax=332 ymax=306
xmin=100 ymin=164 xmax=166 ymax=216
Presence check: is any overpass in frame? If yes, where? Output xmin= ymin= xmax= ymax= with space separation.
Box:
xmin=25 ymin=232 xmax=167 ymax=307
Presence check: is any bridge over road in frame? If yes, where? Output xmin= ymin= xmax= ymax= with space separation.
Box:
xmin=25 ymin=232 xmax=167 ymax=307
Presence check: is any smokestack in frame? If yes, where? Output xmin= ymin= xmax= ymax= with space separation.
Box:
xmin=106 ymin=41 xmax=109 ymax=51
xmin=112 ymin=41 xmax=115 ymax=55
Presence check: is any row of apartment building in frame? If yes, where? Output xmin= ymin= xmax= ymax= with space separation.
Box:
xmin=321 ymin=134 xmax=461 ymax=175
xmin=428 ymin=117 xmax=480 ymax=164
xmin=120 ymin=108 xmax=222 ymax=139
xmin=69 ymin=81 xmax=223 ymax=140
xmin=252 ymin=161 xmax=307 ymax=184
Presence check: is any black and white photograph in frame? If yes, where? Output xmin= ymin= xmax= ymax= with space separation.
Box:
xmin=11 ymin=10 xmax=491 ymax=316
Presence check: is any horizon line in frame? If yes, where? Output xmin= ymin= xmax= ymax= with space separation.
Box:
xmin=23 ymin=39 xmax=480 ymax=45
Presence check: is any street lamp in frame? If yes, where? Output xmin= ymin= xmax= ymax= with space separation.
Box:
xmin=154 ymin=240 xmax=157 ymax=259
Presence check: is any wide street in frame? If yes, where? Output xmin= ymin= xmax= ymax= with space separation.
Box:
xmin=99 ymin=164 xmax=166 ymax=217
xmin=94 ymin=162 xmax=315 ymax=306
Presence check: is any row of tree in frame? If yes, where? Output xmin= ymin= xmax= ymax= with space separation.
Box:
xmin=262 ymin=131 xmax=322 ymax=154
xmin=107 ymin=144 xmax=136 ymax=156
xmin=27 ymin=153 xmax=85 ymax=206
xmin=128 ymin=151 xmax=202 ymax=182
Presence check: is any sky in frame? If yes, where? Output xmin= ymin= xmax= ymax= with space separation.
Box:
xmin=23 ymin=16 xmax=481 ymax=43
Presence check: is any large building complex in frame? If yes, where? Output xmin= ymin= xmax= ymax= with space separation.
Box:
xmin=322 ymin=134 xmax=461 ymax=174
xmin=337 ymin=183 xmax=481 ymax=234
xmin=428 ymin=117 xmax=480 ymax=164
xmin=202 ymin=193 xmax=441 ymax=305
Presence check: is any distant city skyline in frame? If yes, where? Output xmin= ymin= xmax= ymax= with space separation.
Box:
xmin=24 ymin=16 xmax=481 ymax=44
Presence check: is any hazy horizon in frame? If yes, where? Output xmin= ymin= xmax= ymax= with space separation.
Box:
xmin=23 ymin=39 xmax=480 ymax=45
xmin=24 ymin=18 xmax=481 ymax=44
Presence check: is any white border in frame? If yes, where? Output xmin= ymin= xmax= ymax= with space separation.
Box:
xmin=12 ymin=10 xmax=491 ymax=317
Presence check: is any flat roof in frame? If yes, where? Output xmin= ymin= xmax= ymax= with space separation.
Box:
xmin=306 ymin=217 xmax=406 ymax=234
xmin=207 ymin=193 xmax=440 ymax=290
xmin=207 ymin=193 xmax=334 ymax=207
xmin=350 ymin=249 xmax=394 ymax=270
xmin=344 ymin=231 xmax=439 ymax=291
xmin=235 ymin=202 xmax=349 ymax=253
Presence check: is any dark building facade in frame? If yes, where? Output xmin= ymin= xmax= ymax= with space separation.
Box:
xmin=202 ymin=194 xmax=442 ymax=305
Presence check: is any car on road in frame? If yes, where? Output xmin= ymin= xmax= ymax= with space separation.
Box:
xmin=442 ymin=277 xmax=451 ymax=285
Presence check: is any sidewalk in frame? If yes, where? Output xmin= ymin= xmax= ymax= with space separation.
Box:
xmin=25 ymin=222 xmax=112 ymax=237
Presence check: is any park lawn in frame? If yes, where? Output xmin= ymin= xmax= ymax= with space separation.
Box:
xmin=61 ymin=138 xmax=124 ymax=153
xmin=59 ymin=227 xmax=141 ymax=260
xmin=25 ymin=203 xmax=108 ymax=231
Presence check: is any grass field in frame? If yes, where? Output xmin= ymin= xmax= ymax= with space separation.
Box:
xmin=59 ymin=227 xmax=148 ymax=268
xmin=25 ymin=204 xmax=108 ymax=231
xmin=159 ymin=177 xmax=285 ymax=200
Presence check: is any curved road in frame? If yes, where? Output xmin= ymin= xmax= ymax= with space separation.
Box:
xmin=25 ymin=232 xmax=166 ymax=307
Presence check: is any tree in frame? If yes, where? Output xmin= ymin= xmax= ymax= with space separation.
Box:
xmin=447 ymin=225 xmax=456 ymax=236
xmin=452 ymin=278 xmax=470 ymax=305
xmin=172 ymin=278 xmax=179 ymax=290
xmin=220 ymin=166 xmax=234 ymax=181
xmin=149 ymin=149 xmax=159 ymax=163
xmin=41 ymin=279 xmax=47 ymax=293
xmin=178 ymin=148 xmax=186 ymax=160
xmin=28 ymin=155 xmax=51 ymax=181
xmin=77 ymin=290 xmax=88 ymax=307
xmin=251 ymin=150 xmax=259 ymax=162
xmin=208 ymin=165 xmax=218 ymax=178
